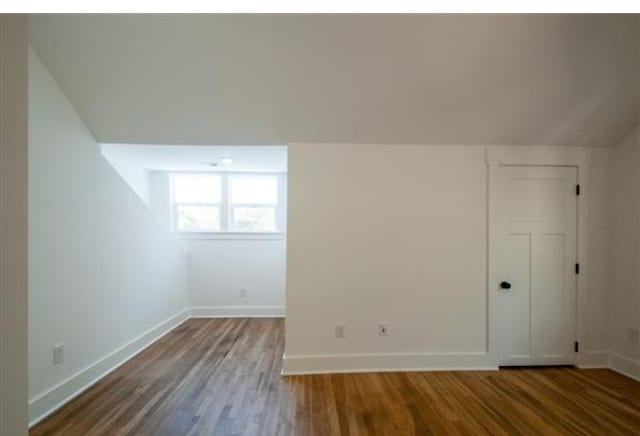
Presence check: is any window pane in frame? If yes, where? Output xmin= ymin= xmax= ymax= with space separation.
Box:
xmin=173 ymin=174 xmax=221 ymax=203
xmin=177 ymin=205 xmax=220 ymax=231
xmin=233 ymin=207 xmax=276 ymax=231
xmin=230 ymin=175 xmax=277 ymax=204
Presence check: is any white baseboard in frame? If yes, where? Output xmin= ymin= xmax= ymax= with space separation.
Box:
xmin=577 ymin=350 xmax=610 ymax=368
xmin=281 ymin=351 xmax=497 ymax=375
xmin=190 ymin=306 xmax=285 ymax=318
xmin=609 ymin=352 xmax=640 ymax=381
xmin=28 ymin=308 xmax=190 ymax=427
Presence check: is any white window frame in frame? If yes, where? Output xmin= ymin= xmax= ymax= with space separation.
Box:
xmin=170 ymin=171 xmax=286 ymax=237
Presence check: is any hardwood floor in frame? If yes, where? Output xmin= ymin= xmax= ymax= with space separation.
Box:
xmin=32 ymin=318 xmax=640 ymax=435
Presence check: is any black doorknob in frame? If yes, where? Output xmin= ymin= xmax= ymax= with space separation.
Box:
xmin=500 ymin=281 xmax=512 ymax=289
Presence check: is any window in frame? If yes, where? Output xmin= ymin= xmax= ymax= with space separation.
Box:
xmin=172 ymin=174 xmax=222 ymax=231
xmin=230 ymin=175 xmax=278 ymax=231
xmin=171 ymin=173 xmax=284 ymax=233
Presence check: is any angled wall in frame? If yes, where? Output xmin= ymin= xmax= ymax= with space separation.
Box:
xmin=28 ymin=50 xmax=189 ymax=424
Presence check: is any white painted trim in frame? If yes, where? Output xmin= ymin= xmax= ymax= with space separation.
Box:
xmin=190 ymin=306 xmax=285 ymax=318
xmin=486 ymin=146 xmax=590 ymax=167
xmin=0 ymin=14 xmax=28 ymax=436
xmin=281 ymin=352 xmax=497 ymax=375
xmin=486 ymin=146 xmax=590 ymax=368
xmin=609 ymin=352 xmax=640 ymax=381
xmin=177 ymin=232 xmax=285 ymax=241
xmin=28 ymin=308 xmax=191 ymax=427
xmin=576 ymin=350 xmax=610 ymax=368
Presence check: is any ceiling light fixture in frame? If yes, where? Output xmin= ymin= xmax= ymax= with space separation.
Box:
xmin=219 ymin=156 xmax=233 ymax=166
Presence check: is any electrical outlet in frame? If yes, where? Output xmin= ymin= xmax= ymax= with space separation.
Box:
xmin=335 ymin=323 xmax=346 ymax=338
xmin=628 ymin=328 xmax=639 ymax=345
xmin=53 ymin=343 xmax=64 ymax=365
xmin=378 ymin=324 xmax=389 ymax=337
xmin=239 ymin=288 xmax=247 ymax=298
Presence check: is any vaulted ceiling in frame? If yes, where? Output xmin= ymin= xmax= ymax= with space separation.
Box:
xmin=29 ymin=14 xmax=638 ymax=147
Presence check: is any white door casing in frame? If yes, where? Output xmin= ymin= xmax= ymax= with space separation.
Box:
xmin=494 ymin=165 xmax=578 ymax=366
xmin=0 ymin=14 xmax=29 ymax=435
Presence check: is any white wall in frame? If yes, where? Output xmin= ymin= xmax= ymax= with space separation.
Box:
xmin=186 ymin=239 xmax=286 ymax=316
xmin=100 ymin=145 xmax=151 ymax=205
xmin=284 ymin=143 xmax=613 ymax=374
xmin=149 ymin=170 xmax=172 ymax=227
xmin=0 ymin=14 xmax=29 ymax=436
xmin=584 ymin=148 xmax=614 ymax=357
xmin=609 ymin=126 xmax=640 ymax=379
xmin=28 ymin=50 xmax=189 ymax=424
xmin=149 ymin=171 xmax=286 ymax=316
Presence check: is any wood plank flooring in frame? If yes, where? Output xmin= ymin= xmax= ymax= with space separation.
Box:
xmin=31 ymin=319 xmax=640 ymax=435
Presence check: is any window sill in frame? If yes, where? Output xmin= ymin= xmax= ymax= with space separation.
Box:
xmin=176 ymin=231 xmax=286 ymax=241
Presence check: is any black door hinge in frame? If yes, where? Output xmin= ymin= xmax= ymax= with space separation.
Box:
xmin=574 ymin=341 xmax=579 ymax=353
xmin=576 ymin=184 xmax=581 ymax=196
xmin=575 ymin=263 xmax=580 ymax=274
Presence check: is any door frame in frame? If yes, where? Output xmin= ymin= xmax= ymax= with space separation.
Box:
xmin=0 ymin=14 xmax=29 ymax=434
xmin=487 ymin=146 xmax=590 ymax=367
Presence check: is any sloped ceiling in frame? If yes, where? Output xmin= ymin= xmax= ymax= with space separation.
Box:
xmin=29 ymin=14 xmax=638 ymax=147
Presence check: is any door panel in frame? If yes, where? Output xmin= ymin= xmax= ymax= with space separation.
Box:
xmin=535 ymin=234 xmax=565 ymax=358
xmin=501 ymin=233 xmax=532 ymax=359
xmin=496 ymin=166 xmax=577 ymax=366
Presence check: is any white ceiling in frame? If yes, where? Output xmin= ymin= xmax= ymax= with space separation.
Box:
xmin=30 ymin=14 xmax=638 ymax=147
xmin=100 ymin=144 xmax=287 ymax=172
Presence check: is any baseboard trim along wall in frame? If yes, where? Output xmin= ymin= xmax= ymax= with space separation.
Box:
xmin=189 ymin=306 xmax=285 ymax=318
xmin=281 ymin=352 xmax=498 ymax=375
xmin=28 ymin=308 xmax=191 ymax=427
xmin=609 ymin=352 xmax=640 ymax=381
xmin=576 ymin=350 xmax=610 ymax=369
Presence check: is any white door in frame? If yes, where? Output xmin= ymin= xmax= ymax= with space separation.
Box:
xmin=495 ymin=166 xmax=578 ymax=366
